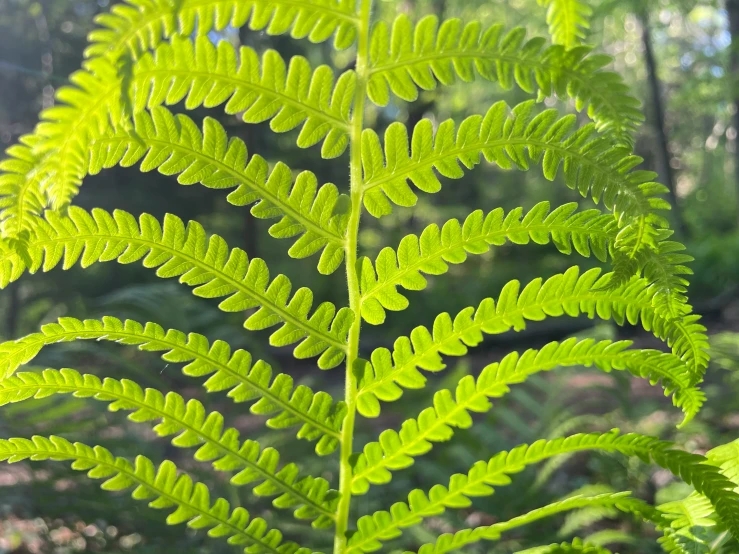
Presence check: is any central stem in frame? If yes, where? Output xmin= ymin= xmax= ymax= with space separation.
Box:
xmin=334 ymin=1 xmax=372 ymax=553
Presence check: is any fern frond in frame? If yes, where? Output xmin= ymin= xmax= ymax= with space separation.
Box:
xmin=0 ymin=37 xmax=355 ymax=219
xmin=0 ymin=58 xmax=124 ymax=224
xmin=359 ymin=101 xmax=681 ymax=307
xmin=641 ymin=442 xmax=735 ymax=553
xmin=658 ymin=532 xmax=711 ymax=554
xmin=610 ymin=229 xmax=697 ymax=324
xmin=653 ymin=307 xmax=708 ymax=387
xmin=352 ymin=378 xmax=690 ymax=494
xmin=518 ymin=538 xmax=613 ymax=554
xmin=659 ymin=492 xmax=716 ymax=533
xmin=361 ymin=102 xmax=660 ymax=219
xmin=0 ymin=436 xmax=314 ymax=554
xmin=355 ymin=266 xmax=705 ymax=418
xmin=358 ymin=202 xmax=616 ymax=324
xmin=538 ymin=0 xmax=593 ymax=49
xmin=584 ymin=530 xmax=637 ymax=546
xmin=555 ymin=485 xmax=658 ymax=542
xmin=0 ymin=1 xmax=715 ymax=551
xmin=132 ymin=36 xmax=355 ymax=159
xmin=28 ymin=57 xmax=126 ymax=211
xmin=558 ymin=497 xmax=619 ymax=539
xmin=0 ymin=316 xmax=345 ymax=454
xmin=351 ymin=432 xmax=664 ymax=549
xmin=630 ymin=351 xmax=706 ymax=423
xmin=660 ymin=437 xmax=739 ymax=549
xmin=0 ymin=208 xmax=353 ymax=369
xmin=85 ymin=0 xmax=359 ymax=59
xmin=87 ymin=107 xmax=348 ymax=274
xmin=0 ymin=369 xmax=337 ymax=527
xmin=649 ymin=448 xmax=739 ymax=539
xmin=353 ymin=345 xmax=702 ymax=490
xmin=397 ymin=442 xmax=739 ymax=553
xmin=367 ymin=15 xmax=642 ymax=145
xmin=705 ymin=438 xmax=739 ymax=489
xmin=0 ymin=135 xmax=48 ymax=238
xmin=401 ymin=493 xmax=635 ymax=554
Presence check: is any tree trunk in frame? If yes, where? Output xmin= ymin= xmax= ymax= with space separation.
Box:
xmin=727 ymin=0 xmax=739 ymax=227
xmin=638 ymin=8 xmax=686 ymax=236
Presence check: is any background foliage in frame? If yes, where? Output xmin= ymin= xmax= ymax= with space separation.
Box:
xmin=0 ymin=0 xmax=737 ymax=552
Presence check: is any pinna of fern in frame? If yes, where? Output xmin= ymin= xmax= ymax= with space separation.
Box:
xmin=0 ymin=435 xmax=317 ymax=554
xmin=517 ymin=539 xmax=615 ymax=554
xmin=84 ymin=0 xmax=361 ymax=59
xmin=538 ymin=0 xmax=594 ymax=50
xmin=0 ymin=0 xmax=729 ymax=553
xmin=0 ymin=315 xmax=347 ymax=455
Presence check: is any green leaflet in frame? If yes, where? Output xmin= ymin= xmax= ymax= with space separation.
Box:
xmin=87 ymin=107 xmax=348 ymax=274
xmin=538 ymin=0 xmax=593 ymax=49
xmin=360 ymin=102 xmax=661 ymax=219
xmin=0 ymin=57 xmax=124 ymax=234
xmin=553 ymin=486 xmax=677 ymax=547
xmin=658 ymin=532 xmax=712 ymax=554
xmin=132 ymin=36 xmax=355 ymax=159
xmin=651 ymin=437 xmax=739 ymax=552
xmin=0 ymin=436 xmax=315 ymax=554
xmin=658 ymin=493 xmax=716 ymax=553
xmin=352 ymin=345 xmax=703 ymax=492
xmin=355 ymin=266 xmax=708 ymax=418
xmin=580 ymin=530 xmax=635 ymax=547
xmin=32 ymin=57 xmax=125 ymax=212
xmin=350 ymin=432 xmax=661 ymax=550
xmin=556 ymin=486 xmax=624 ymax=538
xmin=400 ymin=442 xmax=739 ymax=554
xmin=359 ymin=101 xmax=682 ymax=306
xmin=0 ymin=369 xmax=337 ymax=527
xmin=85 ymin=0 xmax=359 ymax=59
xmin=358 ymin=100 xmax=695 ymax=331
xmin=367 ymin=15 xmax=642 ymax=145
xmin=0 ymin=208 xmax=354 ymax=369
xmin=403 ymin=493 xmax=637 ymax=554
xmin=610 ymin=230 xmax=695 ymax=323
xmin=516 ymin=538 xmax=614 ymax=554
xmin=648 ymin=448 xmax=739 ymax=541
xmin=0 ymin=316 xmax=345 ymax=454
xmin=0 ymin=37 xmax=355 ymax=222
xmin=706 ymin=438 xmax=739 ymax=491
xmin=358 ymin=202 xmax=616 ymax=325
xmin=659 ymin=492 xmax=717 ymax=530
xmin=1 ymin=102 xmax=349 ymax=272
xmin=0 ymin=135 xmax=49 ymax=238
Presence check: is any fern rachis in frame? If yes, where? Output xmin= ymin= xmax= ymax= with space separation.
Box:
xmin=0 ymin=1 xmax=732 ymax=553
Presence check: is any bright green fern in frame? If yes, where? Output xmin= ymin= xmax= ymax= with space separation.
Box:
xmin=0 ymin=0 xmax=736 ymax=553
xmin=538 ymin=0 xmax=593 ymax=49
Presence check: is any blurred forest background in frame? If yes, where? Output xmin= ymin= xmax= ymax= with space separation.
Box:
xmin=1 ymin=0 xmax=739 ymax=552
